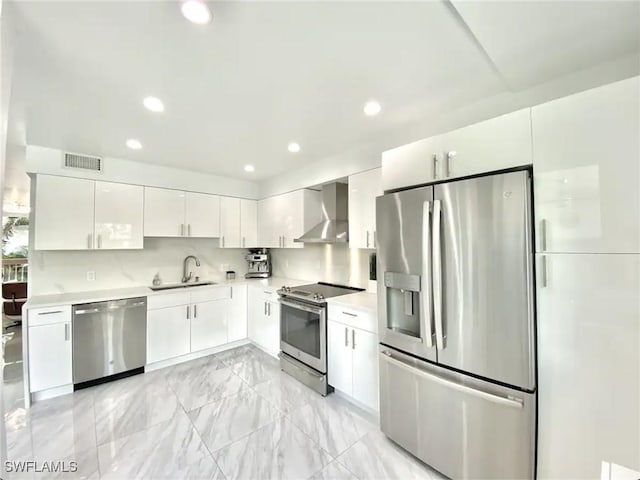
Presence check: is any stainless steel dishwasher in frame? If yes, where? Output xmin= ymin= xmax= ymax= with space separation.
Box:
xmin=72 ymin=297 xmax=147 ymax=387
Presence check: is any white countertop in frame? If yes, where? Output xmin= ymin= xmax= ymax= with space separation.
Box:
xmin=327 ymin=291 xmax=378 ymax=312
xmin=24 ymin=276 xmax=308 ymax=309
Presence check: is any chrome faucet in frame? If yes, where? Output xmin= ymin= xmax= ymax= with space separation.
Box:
xmin=182 ymin=255 xmax=201 ymax=283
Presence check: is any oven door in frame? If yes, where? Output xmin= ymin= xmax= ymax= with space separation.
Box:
xmin=279 ymin=298 xmax=327 ymax=373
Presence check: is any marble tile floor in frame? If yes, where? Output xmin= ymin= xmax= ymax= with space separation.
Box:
xmin=3 ymin=343 xmax=445 ymax=480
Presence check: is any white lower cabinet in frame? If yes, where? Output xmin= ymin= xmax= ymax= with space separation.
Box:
xmin=28 ymin=321 xmax=72 ymax=392
xmin=190 ymin=300 xmax=228 ymax=352
xmin=327 ymin=317 xmax=379 ymax=411
xmin=537 ymin=253 xmax=640 ymax=478
xmin=227 ymin=285 xmax=248 ymax=343
xmin=327 ymin=321 xmax=353 ymax=393
xmin=350 ymin=327 xmax=378 ymax=411
xmin=147 ymin=305 xmax=191 ymax=363
xmin=248 ymin=287 xmax=280 ymax=355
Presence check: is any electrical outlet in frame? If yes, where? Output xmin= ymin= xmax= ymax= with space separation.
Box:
xmin=87 ymin=271 xmax=96 ymax=281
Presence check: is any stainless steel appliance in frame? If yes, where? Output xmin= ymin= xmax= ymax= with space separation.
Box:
xmin=278 ymin=282 xmax=363 ymax=395
xmin=295 ymin=183 xmax=349 ymax=243
xmin=245 ymin=248 xmax=271 ymax=278
xmin=72 ymin=297 xmax=147 ymax=388
xmin=377 ymin=169 xmax=536 ymax=479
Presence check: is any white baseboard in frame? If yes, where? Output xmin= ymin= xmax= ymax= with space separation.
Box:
xmin=30 ymin=384 xmax=73 ymax=403
xmin=146 ymin=339 xmax=251 ymax=372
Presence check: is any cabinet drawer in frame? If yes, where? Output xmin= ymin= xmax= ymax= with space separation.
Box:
xmin=250 ymin=286 xmax=278 ymax=302
xmin=28 ymin=305 xmax=72 ymax=327
xmin=147 ymin=291 xmax=191 ymax=310
xmin=328 ymin=305 xmax=377 ymax=333
xmin=190 ymin=286 xmax=231 ymax=304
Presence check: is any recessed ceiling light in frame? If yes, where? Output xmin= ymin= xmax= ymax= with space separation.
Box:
xmin=287 ymin=142 xmax=301 ymax=153
xmin=363 ymin=100 xmax=382 ymax=116
xmin=126 ymin=139 xmax=142 ymax=150
xmin=181 ymin=0 xmax=212 ymax=25
xmin=244 ymin=165 xmax=255 ymax=172
xmin=143 ymin=96 xmax=165 ymax=112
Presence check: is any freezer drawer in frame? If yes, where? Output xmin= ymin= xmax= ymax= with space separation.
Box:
xmin=379 ymin=346 xmax=535 ymax=479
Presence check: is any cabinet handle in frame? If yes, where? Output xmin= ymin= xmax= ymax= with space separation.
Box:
xmin=446 ymin=151 xmax=456 ymax=177
xmin=366 ymin=231 xmax=370 ymax=248
xmin=263 ymin=291 xmax=272 ymax=295
xmin=181 ymin=224 xmax=185 ymax=236
xmin=342 ymin=311 xmax=357 ymax=317
xmin=38 ymin=310 xmax=62 ymax=315
xmin=64 ymin=323 xmax=70 ymax=341
xmin=194 ymin=304 xmax=197 ymax=318
xmin=97 ymin=235 xmax=102 ymax=249
xmin=373 ymin=230 xmax=376 ymax=248
xmin=539 ymin=219 xmax=547 ymax=251
xmin=268 ymin=303 xmax=271 ymax=316
xmin=264 ymin=301 xmax=267 ymax=315
xmin=432 ymin=153 xmax=438 ymax=179
xmin=540 ymin=256 xmax=548 ymax=288
xmin=187 ymin=305 xmax=191 ymax=319
xmin=188 ymin=224 xmax=192 ymax=237
xmin=344 ymin=326 xmax=349 ymax=347
xmin=352 ymin=329 xmax=356 ymax=350
xmin=87 ymin=234 xmax=93 ymax=249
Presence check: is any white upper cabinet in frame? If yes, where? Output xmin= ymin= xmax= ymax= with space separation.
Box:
xmin=258 ymin=196 xmax=280 ymax=248
xmin=382 ymin=135 xmax=442 ymax=191
xmin=144 ymin=187 xmax=186 ymax=237
xmin=185 ymin=192 xmax=220 ymax=238
xmin=240 ymin=199 xmax=258 ymax=249
xmin=258 ymin=189 xmax=321 ymax=248
xmin=144 ymin=188 xmax=221 ymax=238
xmin=94 ymin=181 xmax=144 ymax=249
xmin=219 ymin=196 xmax=241 ymax=248
xmin=440 ymin=108 xmax=532 ymax=180
xmin=34 ymin=175 xmax=95 ymax=250
xmin=381 ymin=108 xmax=532 ymax=191
xmin=349 ymin=168 xmax=382 ymax=249
xmin=532 ymin=77 xmax=640 ymax=254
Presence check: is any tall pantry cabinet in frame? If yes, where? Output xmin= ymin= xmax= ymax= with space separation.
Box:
xmin=534 ymin=76 xmax=640 ymax=478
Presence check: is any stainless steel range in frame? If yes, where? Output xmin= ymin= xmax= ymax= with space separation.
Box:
xmin=278 ymin=282 xmax=363 ymax=395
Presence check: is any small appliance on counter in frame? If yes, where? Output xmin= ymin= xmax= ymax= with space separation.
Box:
xmin=245 ymin=248 xmax=271 ymax=278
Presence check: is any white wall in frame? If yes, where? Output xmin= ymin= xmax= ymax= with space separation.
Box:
xmin=260 ymin=52 xmax=640 ymax=197
xmin=271 ymin=244 xmax=373 ymax=290
xmin=26 ymin=145 xmax=260 ymax=200
xmin=29 ymin=238 xmax=248 ymax=295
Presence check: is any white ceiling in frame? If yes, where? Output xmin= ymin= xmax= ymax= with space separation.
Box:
xmin=5 ymin=0 xmax=640 ymax=194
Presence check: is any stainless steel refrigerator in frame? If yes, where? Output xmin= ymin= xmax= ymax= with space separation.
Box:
xmin=376 ymin=169 xmax=536 ymax=479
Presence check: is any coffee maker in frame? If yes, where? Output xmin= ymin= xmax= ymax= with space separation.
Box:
xmin=245 ymin=248 xmax=271 ymax=278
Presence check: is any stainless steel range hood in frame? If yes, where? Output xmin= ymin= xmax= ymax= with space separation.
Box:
xmin=295 ymin=182 xmax=349 ymax=244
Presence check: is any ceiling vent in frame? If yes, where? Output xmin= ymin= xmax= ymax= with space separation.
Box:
xmin=63 ymin=152 xmax=103 ymax=172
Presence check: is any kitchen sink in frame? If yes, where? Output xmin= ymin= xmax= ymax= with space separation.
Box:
xmin=149 ymin=281 xmax=217 ymax=291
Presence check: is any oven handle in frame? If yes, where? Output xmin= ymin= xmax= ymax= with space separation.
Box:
xmin=279 ymin=298 xmax=324 ymax=314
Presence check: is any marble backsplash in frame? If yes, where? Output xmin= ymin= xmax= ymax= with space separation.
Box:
xmin=28 ymin=238 xmax=248 ymax=295
xmin=28 ymin=240 xmax=374 ymax=296
xmin=270 ymin=244 xmax=374 ymax=290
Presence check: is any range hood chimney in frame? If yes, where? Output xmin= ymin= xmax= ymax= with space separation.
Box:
xmin=294 ymin=183 xmax=349 ymax=244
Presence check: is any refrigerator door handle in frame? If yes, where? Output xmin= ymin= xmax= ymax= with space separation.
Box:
xmin=421 ymin=201 xmax=434 ymax=348
xmin=380 ymin=350 xmax=524 ymax=409
xmin=432 ymin=199 xmax=445 ymax=350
